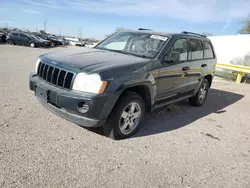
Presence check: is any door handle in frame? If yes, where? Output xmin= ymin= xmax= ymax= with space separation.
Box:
xmin=201 ymin=64 xmax=207 ymax=67
xmin=182 ymin=66 xmax=190 ymax=71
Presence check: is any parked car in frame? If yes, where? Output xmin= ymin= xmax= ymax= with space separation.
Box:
xmin=37 ymin=34 xmax=63 ymax=47
xmin=75 ymin=41 xmax=86 ymax=47
xmin=29 ymin=30 xmax=217 ymax=139
xmin=7 ymin=32 xmax=51 ymax=48
xmin=0 ymin=29 xmax=8 ymax=43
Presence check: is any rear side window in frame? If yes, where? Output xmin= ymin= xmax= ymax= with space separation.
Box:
xmin=204 ymin=41 xmax=214 ymax=59
xmin=188 ymin=39 xmax=203 ymax=60
xmin=11 ymin=33 xmax=18 ymax=37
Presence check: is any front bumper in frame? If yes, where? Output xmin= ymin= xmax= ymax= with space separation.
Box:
xmin=36 ymin=42 xmax=51 ymax=48
xmin=29 ymin=73 xmax=117 ymax=127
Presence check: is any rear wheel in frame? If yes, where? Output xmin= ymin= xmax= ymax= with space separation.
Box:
xmin=103 ymin=91 xmax=145 ymax=140
xmin=189 ymin=79 xmax=209 ymax=106
xmin=7 ymin=39 xmax=14 ymax=45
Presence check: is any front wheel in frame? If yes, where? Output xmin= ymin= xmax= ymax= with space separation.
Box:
xmin=30 ymin=42 xmax=35 ymax=48
xmin=51 ymin=42 xmax=55 ymax=47
xmin=103 ymin=91 xmax=145 ymax=140
xmin=189 ymin=79 xmax=209 ymax=106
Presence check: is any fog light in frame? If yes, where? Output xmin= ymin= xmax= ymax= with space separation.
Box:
xmin=77 ymin=102 xmax=89 ymax=113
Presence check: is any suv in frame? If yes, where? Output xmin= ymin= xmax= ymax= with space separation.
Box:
xmin=7 ymin=32 xmax=51 ymax=48
xmin=29 ymin=30 xmax=216 ymax=140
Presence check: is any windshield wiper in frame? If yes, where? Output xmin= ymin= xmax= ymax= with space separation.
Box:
xmin=95 ymin=47 xmax=149 ymax=59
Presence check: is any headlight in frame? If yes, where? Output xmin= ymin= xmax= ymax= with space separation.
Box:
xmin=35 ymin=58 xmax=41 ymax=73
xmin=72 ymin=72 xmax=108 ymax=94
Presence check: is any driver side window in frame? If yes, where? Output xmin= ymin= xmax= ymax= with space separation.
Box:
xmin=20 ymin=33 xmax=29 ymax=40
xmin=169 ymin=39 xmax=188 ymax=61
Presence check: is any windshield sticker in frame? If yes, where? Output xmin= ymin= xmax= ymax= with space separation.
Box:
xmin=150 ymin=35 xmax=168 ymax=41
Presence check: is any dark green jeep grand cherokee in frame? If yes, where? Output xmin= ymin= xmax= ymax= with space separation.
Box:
xmin=29 ymin=30 xmax=217 ymax=140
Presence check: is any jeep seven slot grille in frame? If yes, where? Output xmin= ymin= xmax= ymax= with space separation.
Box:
xmin=37 ymin=62 xmax=75 ymax=89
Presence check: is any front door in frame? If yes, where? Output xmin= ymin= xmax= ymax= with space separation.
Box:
xmin=19 ymin=33 xmax=30 ymax=46
xmin=156 ymin=38 xmax=190 ymax=100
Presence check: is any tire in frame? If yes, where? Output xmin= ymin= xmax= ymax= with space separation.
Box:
xmin=30 ymin=43 xmax=35 ymax=48
xmin=7 ymin=39 xmax=14 ymax=45
xmin=189 ymin=79 xmax=209 ymax=106
xmin=103 ymin=91 xmax=145 ymax=140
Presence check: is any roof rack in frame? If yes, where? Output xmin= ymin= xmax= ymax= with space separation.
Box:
xmin=138 ymin=28 xmax=152 ymax=31
xmin=181 ymin=31 xmax=206 ymax=38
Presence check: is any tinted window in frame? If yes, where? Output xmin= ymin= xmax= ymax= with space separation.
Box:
xmin=189 ymin=39 xmax=203 ymax=60
xmin=11 ymin=33 xmax=18 ymax=37
xmin=204 ymin=41 xmax=214 ymax=59
xmin=19 ymin=33 xmax=30 ymax=40
xmin=169 ymin=39 xmax=188 ymax=61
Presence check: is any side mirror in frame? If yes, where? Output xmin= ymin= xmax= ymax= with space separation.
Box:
xmin=163 ymin=51 xmax=180 ymax=63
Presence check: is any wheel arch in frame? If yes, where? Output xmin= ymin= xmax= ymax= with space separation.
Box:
xmin=204 ymin=74 xmax=213 ymax=88
xmin=115 ymin=82 xmax=155 ymax=112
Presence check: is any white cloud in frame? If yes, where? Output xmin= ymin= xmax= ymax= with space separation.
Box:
xmin=21 ymin=0 xmax=250 ymax=22
xmin=23 ymin=9 xmax=41 ymax=14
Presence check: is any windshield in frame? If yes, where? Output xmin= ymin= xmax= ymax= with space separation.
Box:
xmin=95 ymin=32 xmax=168 ymax=59
xmin=30 ymin=35 xmax=40 ymax=40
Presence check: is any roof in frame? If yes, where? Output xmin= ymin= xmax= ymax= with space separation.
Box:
xmin=120 ymin=29 xmax=211 ymax=41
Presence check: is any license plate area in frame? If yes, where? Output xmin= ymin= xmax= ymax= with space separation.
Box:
xmin=35 ymin=85 xmax=49 ymax=102
xmin=35 ymin=85 xmax=58 ymax=106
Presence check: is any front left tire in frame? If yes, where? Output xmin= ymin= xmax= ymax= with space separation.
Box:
xmin=51 ymin=42 xmax=55 ymax=47
xmin=103 ymin=91 xmax=145 ymax=140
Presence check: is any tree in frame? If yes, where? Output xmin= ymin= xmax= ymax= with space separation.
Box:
xmin=3 ymin=28 xmax=8 ymax=32
xmin=39 ymin=30 xmax=47 ymax=35
xmin=239 ymin=17 xmax=250 ymax=34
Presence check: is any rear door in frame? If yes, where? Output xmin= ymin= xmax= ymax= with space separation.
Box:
xmin=10 ymin=33 xmax=20 ymax=44
xmin=203 ymin=41 xmax=216 ymax=74
xmin=185 ymin=38 xmax=204 ymax=90
xmin=157 ymin=38 xmax=190 ymax=100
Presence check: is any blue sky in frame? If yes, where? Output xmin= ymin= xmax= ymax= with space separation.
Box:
xmin=0 ymin=0 xmax=249 ymax=39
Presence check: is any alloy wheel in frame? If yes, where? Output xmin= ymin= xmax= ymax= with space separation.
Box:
xmin=119 ymin=102 xmax=142 ymax=135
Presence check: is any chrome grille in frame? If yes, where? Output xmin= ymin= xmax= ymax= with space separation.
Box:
xmin=37 ymin=61 xmax=75 ymax=89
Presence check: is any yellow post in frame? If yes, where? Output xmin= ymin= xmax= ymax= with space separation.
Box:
xmin=236 ymin=72 xmax=243 ymax=84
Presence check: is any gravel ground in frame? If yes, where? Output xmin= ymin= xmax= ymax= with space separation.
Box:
xmin=0 ymin=45 xmax=250 ymax=188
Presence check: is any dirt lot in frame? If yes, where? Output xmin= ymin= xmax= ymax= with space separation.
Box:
xmin=0 ymin=45 xmax=250 ymax=188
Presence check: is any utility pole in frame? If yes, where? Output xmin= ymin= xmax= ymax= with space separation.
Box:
xmin=5 ymin=23 xmax=8 ymax=29
xmin=44 ymin=20 xmax=47 ymax=32
xmin=78 ymin=28 xmax=82 ymax=39
xmin=60 ymin=30 xmax=62 ymax=37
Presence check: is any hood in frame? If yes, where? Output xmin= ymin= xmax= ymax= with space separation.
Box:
xmin=40 ymin=48 xmax=150 ymax=74
xmin=38 ymin=38 xmax=50 ymax=43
